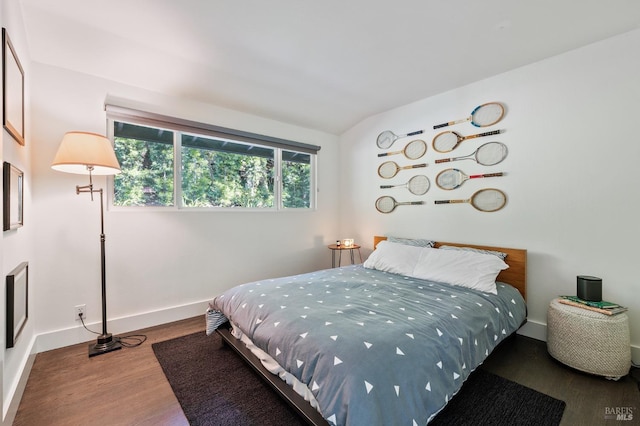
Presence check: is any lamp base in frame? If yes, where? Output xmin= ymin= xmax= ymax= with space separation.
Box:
xmin=88 ymin=333 xmax=122 ymax=357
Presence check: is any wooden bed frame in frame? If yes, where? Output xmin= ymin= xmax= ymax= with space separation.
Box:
xmin=217 ymin=238 xmax=527 ymax=425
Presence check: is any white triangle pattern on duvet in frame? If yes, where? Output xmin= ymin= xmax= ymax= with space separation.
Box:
xmin=216 ymin=266 xmax=524 ymax=426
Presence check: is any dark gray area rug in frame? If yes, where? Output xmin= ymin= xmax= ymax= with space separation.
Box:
xmin=153 ymin=331 xmax=566 ymax=426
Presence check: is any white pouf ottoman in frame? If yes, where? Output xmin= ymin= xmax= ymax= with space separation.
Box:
xmin=547 ymin=298 xmax=631 ymax=380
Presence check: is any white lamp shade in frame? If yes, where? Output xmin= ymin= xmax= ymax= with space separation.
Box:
xmin=51 ymin=131 xmax=121 ymax=175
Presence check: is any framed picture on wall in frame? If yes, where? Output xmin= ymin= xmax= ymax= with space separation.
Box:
xmin=6 ymin=262 xmax=28 ymax=349
xmin=3 ymin=161 xmax=24 ymax=231
xmin=2 ymin=27 xmax=25 ymax=146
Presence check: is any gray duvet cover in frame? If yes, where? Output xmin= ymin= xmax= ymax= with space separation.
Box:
xmin=209 ymin=265 xmax=526 ymax=426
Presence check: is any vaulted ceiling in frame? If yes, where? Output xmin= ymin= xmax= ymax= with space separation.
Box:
xmin=20 ymin=0 xmax=640 ymax=134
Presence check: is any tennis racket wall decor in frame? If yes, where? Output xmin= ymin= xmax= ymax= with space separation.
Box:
xmin=436 ymin=169 xmax=503 ymax=190
xmin=433 ymin=102 xmax=504 ymax=129
xmin=376 ymin=129 xmax=425 ymax=149
xmin=435 ymin=141 xmax=508 ymax=166
xmin=376 ymin=102 xmax=510 ymax=213
xmin=434 ymin=188 xmax=507 ymax=212
xmin=378 ymin=161 xmax=427 ymax=179
xmin=375 ymin=196 xmax=424 ymax=213
xmin=377 ymin=139 xmax=427 ymax=160
xmin=432 ymin=129 xmax=502 ymax=153
xmin=380 ymin=175 xmax=430 ymax=195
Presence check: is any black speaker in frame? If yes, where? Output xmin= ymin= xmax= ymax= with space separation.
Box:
xmin=577 ymin=275 xmax=602 ymax=302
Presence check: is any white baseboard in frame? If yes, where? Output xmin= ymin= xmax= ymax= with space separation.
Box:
xmin=516 ymin=318 xmax=548 ymax=342
xmin=35 ymin=299 xmax=210 ymax=353
xmin=2 ymin=339 xmax=36 ymax=425
xmin=3 ymin=300 xmax=210 ymax=425
xmin=3 ymin=299 xmax=210 ymax=424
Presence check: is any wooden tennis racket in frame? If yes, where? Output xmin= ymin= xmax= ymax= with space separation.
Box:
xmin=434 ymin=188 xmax=507 ymax=212
xmin=433 ymin=102 xmax=504 ymax=129
xmin=375 ymin=196 xmax=424 ymax=213
xmin=436 ymin=169 xmax=504 ymax=190
xmin=377 ymin=139 xmax=427 ymax=160
xmin=378 ymin=161 xmax=427 ymax=179
xmin=432 ymin=129 xmax=502 ymax=153
xmin=380 ymin=175 xmax=430 ymax=195
xmin=435 ymin=142 xmax=507 ymax=166
xmin=377 ymin=129 xmax=425 ymax=149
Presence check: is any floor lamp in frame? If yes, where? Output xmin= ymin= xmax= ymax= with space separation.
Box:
xmin=51 ymin=131 xmax=122 ymax=357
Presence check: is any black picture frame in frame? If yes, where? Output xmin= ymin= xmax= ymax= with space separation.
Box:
xmin=6 ymin=262 xmax=28 ymax=349
xmin=3 ymin=161 xmax=24 ymax=231
xmin=2 ymin=27 xmax=25 ymax=146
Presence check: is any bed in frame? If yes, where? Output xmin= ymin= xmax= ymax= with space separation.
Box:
xmin=207 ymin=237 xmax=527 ymax=425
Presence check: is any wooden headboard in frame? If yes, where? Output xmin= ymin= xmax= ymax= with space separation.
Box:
xmin=373 ymin=236 xmax=527 ymax=301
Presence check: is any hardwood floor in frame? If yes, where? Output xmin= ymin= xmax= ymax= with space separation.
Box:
xmin=13 ymin=316 xmax=204 ymax=426
xmin=482 ymin=336 xmax=640 ymax=426
xmin=13 ymin=317 xmax=639 ymax=426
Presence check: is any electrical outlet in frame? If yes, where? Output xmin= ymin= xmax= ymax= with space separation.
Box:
xmin=75 ymin=304 xmax=86 ymax=321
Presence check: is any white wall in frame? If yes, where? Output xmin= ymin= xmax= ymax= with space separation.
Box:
xmin=29 ymin=63 xmax=340 ymax=346
xmin=338 ymin=29 xmax=640 ymax=363
xmin=1 ymin=0 xmax=37 ymax=422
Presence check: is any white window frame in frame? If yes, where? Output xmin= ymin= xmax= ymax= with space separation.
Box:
xmin=105 ymin=105 xmax=319 ymax=211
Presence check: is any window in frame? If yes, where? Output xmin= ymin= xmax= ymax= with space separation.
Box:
xmin=113 ymin=122 xmax=174 ymax=207
xmin=282 ymin=151 xmax=312 ymax=208
xmin=180 ymin=133 xmax=275 ymax=208
xmin=107 ymin=106 xmax=318 ymax=210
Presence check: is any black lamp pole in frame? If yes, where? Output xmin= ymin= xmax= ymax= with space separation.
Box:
xmin=76 ymin=167 xmax=121 ymax=357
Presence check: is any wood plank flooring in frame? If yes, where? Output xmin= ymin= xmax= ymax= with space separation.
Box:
xmin=13 ymin=316 xmax=203 ymax=426
xmin=482 ymin=335 xmax=640 ymax=426
xmin=13 ymin=317 xmax=640 ymax=426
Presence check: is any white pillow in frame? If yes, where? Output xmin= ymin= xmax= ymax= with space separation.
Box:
xmin=412 ymin=247 xmax=509 ymax=294
xmin=363 ymin=240 xmax=423 ymax=276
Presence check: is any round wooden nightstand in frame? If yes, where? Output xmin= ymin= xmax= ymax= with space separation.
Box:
xmin=547 ymin=298 xmax=631 ymax=380
xmin=328 ymin=244 xmax=362 ymax=268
